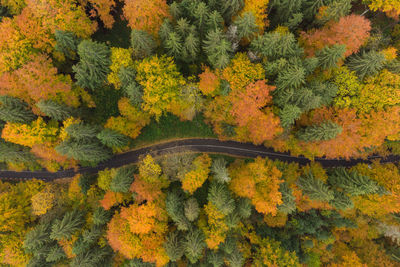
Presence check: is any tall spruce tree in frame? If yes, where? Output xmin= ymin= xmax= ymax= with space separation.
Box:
xmin=0 ymin=95 xmax=36 ymax=123
xmin=36 ymin=100 xmax=73 ymax=121
xmin=50 ymin=210 xmax=85 ymax=241
xmin=297 ymin=172 xmax=334 ymax=202
xmin=297 ymin=121 xmax=342 ymax=142
xmin=184 ymin=228 xmax=206 ymax=264
xmin=73 ymin=40 xmax=111 ymax=90
xmin=97 ymin=129 xmax=130 ymax=149
xmin=347 ymin=50 xmax=386 ymax=79
xmin=328 ymin=167 xmax=384 ymax=196
xmin=65 ymin=123 xmax=101 ymax=140
xmin=233 ymin=12 xmax=258 ymax=40
xmin=0 ymin=141 xmax=36 ymax=164
xmin=203 ymin=29 xmax=232 ymax=69
xmin=55 ymin=139 xmax=112 ymax=163
xmin=316 ymin=44 xmax=346 ymax=70
xmin=211 ymin=158 xmax=230 ymax=183
xmin=130 ymin=29 xmax=156 ymax=59
xmin=184 ymin=197 xmax=200 ymax=222
xmin=208 ymin=182 xmax=235 ymax=215
xmin=164 ymin=231 xmax=185 ymax=262
xmin=55 ymin=30 xmax=79 ymax=59
xmin=109 ymin=165 xmax=135 ymax=193
xmin=279 ymin=104 xmax=302 ymax=129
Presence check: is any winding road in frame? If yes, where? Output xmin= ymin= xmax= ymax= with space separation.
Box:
xmin=1 ymin=138 xmax=399 ymax=181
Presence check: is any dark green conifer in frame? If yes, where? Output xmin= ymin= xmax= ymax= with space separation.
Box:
xmin=45 ymin=245 xmax=66 ymax=263
xmin=347 ymin=50 xmax=386 ymax=79
xmin=0 ymin=95 xmax=36 ymax=123
xmin=233 ymin=12 xmax=258 ymax=40
xmin=184 ymin=197 xmax=200 ymax=221
xmin=109 ymin=165 xmax=136 ymax=193
xmin=279 ymin=104 xmax=302 ymax=129
xmin=55 ymin=139 xmax=112 ymax=163
xmin=73 ymin=40 xmax=111 ymax=90
xmin=184 ymin=228 xmax=206 ymax=264
xmin=0 ymin=141 xmax=36 ymax=164
xmin=65 ymin=123 xmax=101 ymax=140
xmin=50 ymin=210 xmax=85 ymax=241
xmin=297 ymin=172 xmax=334 ymax=202
xmin=203 ymin=29 xmax=232 ymax=69
xmin=208 ymin=182 xmax=235 ymax=215
xmin=130 ymin=29 xmax=156 ymax=59
xmin=297 ymin=121 xmax=342 ymax=142
xmin=211 ymin=158 xmax=230 ymax=183
xmin=97 ymin=129 xmax=130 ymax=149
xmin=55 ymin=30 xmax=79 ymax=59
xmin=316 ymin=44 xmax=346 ymax=70
xmin=164 ymin=232 xmax=185 ymax=262
xmin=278 ymin=182 xmax=297 ymax=214
xmin=36 ymin=100 xmax=73 ymax=121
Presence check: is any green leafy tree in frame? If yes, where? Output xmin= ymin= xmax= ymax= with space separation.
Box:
xmin=73 ymin=40 xmax=111 ymax=90
xmin=164 ymin=232 xmax=185 ymax=262
xmin=0 ymin=95 xmax=36 ymax=123
xmin=316 ymin=44 xmax=346 ymax=70
xmin=65 ymin=123 xmax=101 ymax=140
xmin=297 ymin=121 xmax=342 ymax=142
xmin=131 ymin=29 xmax=156 ymax=59
xmin=297 ymin=172 xmax=334 ymax=202
xmin=55 ymin=30 xmax=79 ymax=59
xmin=55 ymin=139 xmax=112 ymax=163
xmin=328 ymin=168 xmax=384 ymax=196
xmin=233 ymin=12 xmax=258 ymax=40
xmin=184 ymin=228 xmax=206 ymax=264
xmin=211 ymin=158 xmax=230 ymax=183
xmin=97 ymin=129 xmax=129 ymax=149
xmin=203 ymin=29 xmax=232 ymax=69
xmin=109 ymin=165 xmax=135 ymax=193
xmin=279 ymin=104 xmax=302 ymax=129
xmin=184 ymin=197 xmax=199 ymax=222
xmin=36 ymin=100 xmax=73 ymax=121
xmin=347 ymin=50 xmax=386 ymax=79
xmin=50 ymin=210 xmax=85 ymax=241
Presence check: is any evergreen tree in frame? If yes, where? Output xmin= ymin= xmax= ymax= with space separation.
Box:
xmin=297 ymin=121 xmax=342 ymax=142
xmin=182 ymin=32 xmax=200 ymax=63
xmin=65 ymin=123 xmax=101 ymax=140
xmin=55 ymin=139 xmax=112 ymax=163
xmin=50 ymin=210 xmax=85 ymax=241
xmin=166 ymin=189 xmax=191 ymax=231
xmin=220 ymin=235 xmax=237 ymax=255
xmin=284 ymin=13 xmax=303 ymax=30
xmin=329 ymin=190 xmax=354 ymax=210
xmin=250 ymin=32 xmax=303 ymax=60
xmin=276 ymin=64 xmax=306 ymax=90
xmin=184 ymin=197 xmax=200 ymax=221
xmin=236 ymin=198 xmax=252 ymax=219
xmin=70 ymin=246 xmax=112 ymax=267
xmin=164 ymin=231 xmax=185 ymax=262
xmin=316 ymin=44 xmax=346 ymax=70
xmin=0 ymin=141 xmax=36 ymax=164
xmin=165 ymin=31 xmax=183 ymax=58
xmin=0 ymin=95 xmax=36 ymax=123
xmin=328 ymin=167 xmax=384 ymax=196
xmin=278 ymin=182 xmax=297 ymax=214
xmin=24 ymin=223 xmax=52 ymax=254
xmin=226 ymin=249 xmax=244 ymax=267
xmin=118 ymin=66 xmax=136 ymax=89
xmin=45 ymin=245 xmax=66 ymax=263
xmin=54 ymin=30 xmax=79 ymax=59
xmin=92 ymin=207 xmax=111 ymax=226
xmin=211 ymin=158 xmax=230 ymax=183
xmin=279 ymin=104 xmax=302 ymax=129
xmin=97 ymin=129 xmax=130 ymax=149
xmin=315 ymin=0 xmax=352 ymax=25
xmin=297 ymin=172 xmax=334 ymax=202
xmin=208 ymin=182 xmax=235 ymax=215
xmin=347 ymin=50 xmax=386 ymax=79
xmin=169 ymin=2 xmax=181 ymax=19
xmin=175 ymin=18 xmax=192 ymax=38
xmin=203 ymin=29 xmax=232 ymax=69
xmin=131 ymin=29 xmax=156 ymax=59
xmin=109 ymin=165 xmax=135 ymax=193
xmin=159 ymin=19 xmax=174 ymax=41
xmin=73 ymin=40 xmax=111 ymax=90
xmin=36 ymin=100 xmax=73 ymax=121
xmin=233 ymin=12 xmax=258 ymax=40
xmin=206 ymin=10 xmax=224 ymax=31
xmin=269 ymin=0 xmax=303 ymax=24
xmin=207 ymin=250 xmax=224 ymax=267
xmin=221 ymin=0 xmax=243 ymax=21
xmin=184 ymin=228 xmax=206 ymax=264
xmin=124 ymin=82 xmax=143 ymax=108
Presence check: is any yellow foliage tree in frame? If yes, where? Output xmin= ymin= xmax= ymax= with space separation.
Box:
xmin=31 ymin=186 xmax=55 ymax=216
xmin=181 ymin=154 xmax=212 ymax=194
xmin=107 ymin=47 xmax=134 ymax=89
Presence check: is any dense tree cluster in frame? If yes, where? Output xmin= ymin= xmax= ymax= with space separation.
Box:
xmin=1 ymin=0 xmax=400 ymax=265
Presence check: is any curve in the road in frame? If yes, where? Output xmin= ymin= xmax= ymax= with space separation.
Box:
xmin=1 ymin=138 xmax=399 ymax=181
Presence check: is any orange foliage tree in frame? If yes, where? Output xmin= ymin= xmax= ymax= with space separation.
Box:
xmin=198 ymin=67 xmax=220 ymax=96
xmin=300 ymin=14 xmax=371 ymax=57
xmin=84 ymin=0 xmax=116 ymax=29
xmin=122 ymin=0 xmax=170 ymax=36
xmin=230 ymin=157 xmax=283 ymax=215
xmin=0 ymin=54 xmax=80 ymax=109
xmin=181 ymin=154 xmax=212 ymax=194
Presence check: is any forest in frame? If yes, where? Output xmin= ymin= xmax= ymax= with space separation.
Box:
xmin=1 ymin=0 xmax=400 ymax=265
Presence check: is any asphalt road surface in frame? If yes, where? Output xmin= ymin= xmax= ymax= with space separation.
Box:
xmin=1 ymin=139 xmax=399 ymax=181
